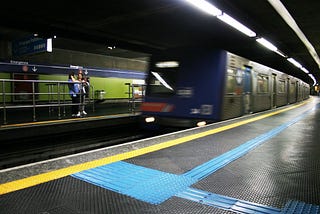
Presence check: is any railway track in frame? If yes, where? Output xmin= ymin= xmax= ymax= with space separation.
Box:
xmin=0 ymin=124 xmax=165 ymax=170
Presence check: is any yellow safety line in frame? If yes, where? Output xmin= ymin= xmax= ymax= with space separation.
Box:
xmin=0 ymin=101 xmax=310 ymax=195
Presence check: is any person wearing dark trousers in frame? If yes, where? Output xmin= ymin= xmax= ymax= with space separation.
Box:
xmin=68 ymin=71 xmax=81 ymax=117
xmin=77 ymin=70 xmax=88 ymax=116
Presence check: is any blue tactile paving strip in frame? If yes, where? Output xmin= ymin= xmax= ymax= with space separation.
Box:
xmin=177 ymin=187 xmax=281 ymax=214
xmin=72 ymin=107 xmax=320 ymax=212
xmin=281 ymin=200 xmax=320 ymax=214
xmin=177 ymin=188 xmax=320 ymax=214
xmin=72 ymin=161 xmax=197 ymax=204
xmin=72 ymin=161 xmax=165 ymax=193
xmin=183 ymin=108 xmax=309 ymax=180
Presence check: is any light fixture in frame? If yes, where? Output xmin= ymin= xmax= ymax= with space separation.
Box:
xmin=308 ymin=74 xmax=317 ymax=86
xmin=184 ymin=0 xmax=222 ymax=16
xmin=256 ymin=38 xmax=286 ymax=57
xmin=268 ymin=0 xmax=320 ymax=69
xmin=287 ymin=58 xmax=302 ymax=68
xmin=46 ymin=38 xmax=52 ymax=52
xmin=217 ymin=13 xmax=256 ymax=37
xmin=274 ymin=50 xmax=287 ymax=58
xmin=155 ymin=61 xmax=179 ymax=68
xmin=197 ymin=121 xmax=207 ymax=127
xmin=256 ymin=38 xmax=277 ymax=51
xmin=145 ymin=117 xmax=155 ymax=123
xmin=301 ymin=67 xmax=309 ymax=74
xmin=184 ymin=0 xmax=256 ymax=38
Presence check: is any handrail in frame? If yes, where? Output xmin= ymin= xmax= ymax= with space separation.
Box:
xmin=0 ymin=78 xmax=94 ymax=125
xmin=0 ymin=79 xmax=143 ymax=125
xmin=125 ymin=83 xmax=146 ymax=113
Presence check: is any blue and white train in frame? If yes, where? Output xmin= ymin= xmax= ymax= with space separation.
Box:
xmin=140 ymin=47 xmax=310 ymax=128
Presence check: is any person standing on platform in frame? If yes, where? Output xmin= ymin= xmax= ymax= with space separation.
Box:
xmin=68 ymin=71 xmax=81 ymax=117
xmin=77 ymin=69 xmax=88 ymax=116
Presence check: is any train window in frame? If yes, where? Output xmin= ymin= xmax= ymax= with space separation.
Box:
xmin=257 ymin=75 xmax=269 ymax=93
xmin=226 ymin=69 xmax=236 ymax=94
xmin=278 ymin=80 xmax=286 ymax=93
xmin=146 ymin=67 xmax=178 ymax=97
xmin=290 ymin=82 xmax=296 ymax=96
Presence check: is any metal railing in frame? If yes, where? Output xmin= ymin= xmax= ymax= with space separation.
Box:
xmin=125 ymin=83 xmax=146 ymax=113
xmin=0 ymin=79 xmax=94 ymax=125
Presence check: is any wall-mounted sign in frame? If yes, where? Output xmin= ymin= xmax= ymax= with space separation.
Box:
xmin=12 ymin=35 xmax=52 ymax=57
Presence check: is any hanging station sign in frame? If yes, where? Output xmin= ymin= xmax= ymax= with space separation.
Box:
xmin=12 ymin=35 xmax=52 ymax=56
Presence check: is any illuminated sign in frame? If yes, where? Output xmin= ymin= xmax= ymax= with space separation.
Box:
xmin=12 ymin=35 xmax=52 ymax=56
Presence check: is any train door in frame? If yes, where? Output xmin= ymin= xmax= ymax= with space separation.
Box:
xmin=296 ymin=81 xmax=299 ymax=102
xmin=271 ymin=74 xmax=277 ymax=108
xmin=287 ymin=78 xmax=290 ymax=104
xmin=243 ymin=66 xmax=252 ymax=114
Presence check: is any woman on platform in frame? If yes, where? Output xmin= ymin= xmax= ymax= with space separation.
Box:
xmin=68 ymin=71 xmax=81 ymax=117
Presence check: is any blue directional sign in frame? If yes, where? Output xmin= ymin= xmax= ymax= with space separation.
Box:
xmin=12 ymin=35 xmax=52 ymax=56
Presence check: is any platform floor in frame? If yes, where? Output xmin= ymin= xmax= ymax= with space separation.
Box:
xmin=0 ymin=100 xmax=138 ymax=127
xmin=1 ymin=97 xmax=320 ymax=213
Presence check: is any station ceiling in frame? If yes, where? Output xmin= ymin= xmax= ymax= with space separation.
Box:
xmin=0 ymin=0 xmax=319 ymax=85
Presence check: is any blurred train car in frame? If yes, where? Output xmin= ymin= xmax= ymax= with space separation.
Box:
xmin=140 ymin=47 xmax=310 ymax=128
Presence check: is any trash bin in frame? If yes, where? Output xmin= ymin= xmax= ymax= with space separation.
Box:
xmin=95 ymin=90 xmax=106 ymax=100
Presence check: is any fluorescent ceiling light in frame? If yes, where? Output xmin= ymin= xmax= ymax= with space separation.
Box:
xmin=287 ymin=58 xmax=302 ymax=68
xmin=301 ymin=67 xmax=309 ymax=74
xmin=256 ymin=38 xmax=277 ymax=51
xmin=184 ymin=0 xmax=222 ymax=16
xmin=308 ymin=74 xmax=316 ymax=86
xmin=183 ymin=0 xmax=256 ymax=37
xmin=256 ymin=37 xmax=286 ymax=57
xmin=274 ymin=50 xmax=286 ymax=58
xmin=217 ymin=13 xmax=256 ymax=37
xmin=268 ymin=0 xmax=320 ymax=69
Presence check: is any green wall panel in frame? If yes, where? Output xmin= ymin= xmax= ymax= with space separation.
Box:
xmin=0 ymin=72 xmax=139 ymax=102
xmin=90 ymin=77 xmax=133 ymax=99
xmin=38 ymin=74 xmax=69 ymax=101
xmin=0 ymin=73 xmax=11 ymax=102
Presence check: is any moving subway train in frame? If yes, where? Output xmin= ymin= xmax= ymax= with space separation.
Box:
xmin=140 ymin=47 xmax=310 ymax=128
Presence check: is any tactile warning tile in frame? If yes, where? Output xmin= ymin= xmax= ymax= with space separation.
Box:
xmin=177 ymin=187 xmax=281 ymax=213
xmin=281 ymin=200 xmax=320 ymax=213
xmin=72 ymin=161 xmax=197 ymax=204
xmin=159 ymin=196 xmax=234 ymax=214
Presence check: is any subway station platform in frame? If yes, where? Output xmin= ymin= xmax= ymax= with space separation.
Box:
xmin=0 ymin=101 xmax=140 ymax=141
xmin=1 ymin=97 xmax=320 ymax=213
xmin=0 ymin=99 xmax=139 ymax=127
